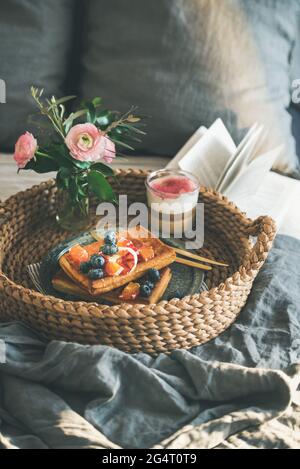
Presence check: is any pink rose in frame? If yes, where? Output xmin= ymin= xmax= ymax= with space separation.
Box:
xmin=65 ymin=123 xmax=116 ymax=163
xmin=14 ymin=132 xmax=37 ymax=169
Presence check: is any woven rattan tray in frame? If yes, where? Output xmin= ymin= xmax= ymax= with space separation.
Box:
xmin=0 ymin=169 xmax=276 ymax=354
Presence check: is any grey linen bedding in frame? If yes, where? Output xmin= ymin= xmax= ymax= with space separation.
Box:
xmin=0 ymin=234 xmax=300 ymax=449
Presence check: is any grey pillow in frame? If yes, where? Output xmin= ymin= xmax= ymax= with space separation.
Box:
xmin=80 ymin=0 xmax=300 ymax=174
xmin=0 ymin=0 xmax=73 ymax=151
xmin=290 ymin=11 xmax=300 ymax=103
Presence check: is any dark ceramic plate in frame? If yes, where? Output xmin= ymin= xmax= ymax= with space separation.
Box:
xmin=39 ymin=231 xmax=206 ymax=303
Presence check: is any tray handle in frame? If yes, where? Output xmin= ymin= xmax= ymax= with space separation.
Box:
xmin=243 ymin=215 xmax=277 ymax=273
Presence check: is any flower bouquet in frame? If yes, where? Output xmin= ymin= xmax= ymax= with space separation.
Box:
xmin=14 ymin=87 xmax=145 ymax=231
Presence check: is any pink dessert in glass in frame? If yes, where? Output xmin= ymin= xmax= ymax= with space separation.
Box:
xmin=146 ymin=169 xmax=200 ymax=235
xmin=149 ymin=174 xmax=198 ymax=199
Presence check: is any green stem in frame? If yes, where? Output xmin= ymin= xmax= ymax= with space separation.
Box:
xmin=46 ymin=113 xmax=65 ymax=140
xmin=105 ymin=106 xmax=137 ymax=134
xmin=36 ymin=150 xmax=52 ymax=158
xmin=32 ymin=90 xmax=66 ymax=141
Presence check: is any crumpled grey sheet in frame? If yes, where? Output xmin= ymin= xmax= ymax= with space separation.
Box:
xmin=0 ymin=234 xmax=300 ymax=449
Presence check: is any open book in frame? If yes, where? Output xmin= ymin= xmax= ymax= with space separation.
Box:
xmin=167 ymin=119 xmax=294 ymax=228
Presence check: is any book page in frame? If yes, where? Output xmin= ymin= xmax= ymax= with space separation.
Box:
xmin=178 ymin=119 xmax=236 ymax=187
xmin=226 ymin=168 xmax=297 ymax=236
xmin=216 ymin=124 xmax=258 ymax=191
xmin=216 ymin=124 xmax=264 ymax=192
xmin=166 ymin=126 xmax=207 ymax=169
xmin=224 ymin=146 xmax=282 ymax=203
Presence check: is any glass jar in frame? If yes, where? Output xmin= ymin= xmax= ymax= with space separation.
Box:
xmin=145 ymin=169 xmax=200 ymax=237
xmin=56 ymin=189 xmax=90 ymax=232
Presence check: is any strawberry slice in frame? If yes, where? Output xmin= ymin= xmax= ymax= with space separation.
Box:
xmin=68 ymin=245 xmax=89 ymax=267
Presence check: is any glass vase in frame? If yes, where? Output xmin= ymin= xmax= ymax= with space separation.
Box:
xmin=56 ymin=189 xmax=90 ymax=232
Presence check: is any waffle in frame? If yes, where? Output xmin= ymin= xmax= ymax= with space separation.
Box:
xmin=59 ymin=226 xmax=176 ymax=295
xmin=52 ymin=267 xmax=172 ymax=305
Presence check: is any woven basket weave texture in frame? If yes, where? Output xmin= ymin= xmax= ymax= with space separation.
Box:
xmin=0 ymin=169 xmax=276 ymax=354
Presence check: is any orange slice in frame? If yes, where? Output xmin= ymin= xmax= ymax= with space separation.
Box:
xmin=139 ymin=245 xmax=155 ymax=262
xmin=105 ymin=261 xmax=124 ymax=277
xmin=119 ymin=282 xmax=140 ymax=300
xmin=68 ymin=245 xmax=89 ymax=267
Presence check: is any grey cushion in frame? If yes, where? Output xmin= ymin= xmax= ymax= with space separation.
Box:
xmin=81 ymin=0 xmax=300 ymax=174
xmin=290 ymin=104 xmax=300 ymax=162
xmin=290 ymin=10 xmax=300 ymax=105
xmin=0 ymin=0 xmax=73 ymax=151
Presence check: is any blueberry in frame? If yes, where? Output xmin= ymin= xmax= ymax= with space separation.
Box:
xmin=148 ymin=269 xmax=160 ymax=283
xmin=143 ymin=280 xmax=154 ymax=290
xmin=102 ymin=244 xmax=118 ymax=256
xmin=104 ymin=231 xmax=117 ymax=245
xmin=80 ymin=261 xmax=91 ymax=274
xmin=90 ymin=254 xmax=105 ymax=269
xmin=88 ymin=269 xmax=104 ymax=280
xmin=140 ymin=284 xmax=152 ymax=298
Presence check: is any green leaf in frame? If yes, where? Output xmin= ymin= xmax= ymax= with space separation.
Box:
xmin=126 ymin=115 xmax=141 ymax=123
xmin=56 ymin=167 xmax=71 ymax=190
xmin=90 ymin=162 xmax=115 ymax=177
xmin=119 ymin=123 xmax=146 ymax=135
xmin=64 ymin=99 xmax=103 ymax=132
xmin=72 ymin=160 xmax=91 ymax=170
xmin=70 ymin=177 xmax=79 ymax=202
xmin=84 ymin=101 xmax=96 ymax=124
xmin=109 ymin=137 xmax=135 ymax=151
xmin=88 ymin=170 xmax=117 ymax=202
xmin=24 ymin=155 xmax=59 ymax=173
xmin=92 ymin=97 xmax=102 ymax=107
xmin=112 ymin=127 xmax=123 ymax=136
xmin=77 ymin=184 xmax=88 ymax=197
xmin=48 ymin=95 xmax=76 ymax=109
xmin=46 ymin=144 xmax=75 ymax=168
xmin=95 ymin=110 xmax=118 ymax=129
xmin=64 ymin=109 xmax=87 ymax=133
xmin=47 ymin=143 xmax=89 ymax=170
